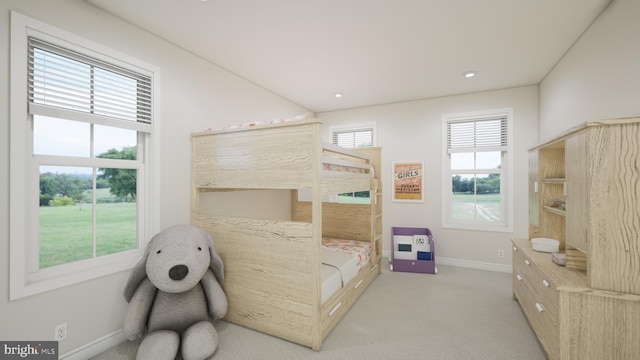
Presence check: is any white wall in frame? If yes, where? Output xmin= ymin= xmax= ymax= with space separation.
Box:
xmin=539 ymin=0 xmax=640 ymax=141
xmin=4 ymin=0 xmax=633 ymax=354
xmin=318 ymin=85 xmax=539 ymax=271
xmin=0 ymin=0 xmax=307 ymax=355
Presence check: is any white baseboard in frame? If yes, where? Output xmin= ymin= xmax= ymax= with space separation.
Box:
xmin=435 ymin=256 xmax=512 ymax=273
xmin=60 ymin=330 xmax=125 ymax=360
xmin=382 ymin=250 xmax=512 ymax=273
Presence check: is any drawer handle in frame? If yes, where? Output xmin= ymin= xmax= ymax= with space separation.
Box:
xmin=524 ymin=260 xmax=530 ymax=266
xmin=516 ymin=274 xmax=522 ymax=281
xmin=513 ymin=246 xmax=517 ymax=251
xmin=542 ymin=279 xmax=550 ymax=288
xmin=371 ymin=264 xmax=378 ymax=272
xmin=329 ymin=302 xmax=342 ymax=317
xmin=535 ymin=303 xmax=544 ymax=313
xmin=354 ymin=279 xmax=364 ymax=289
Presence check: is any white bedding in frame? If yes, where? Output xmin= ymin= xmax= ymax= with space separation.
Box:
xmin=321 ymin=247 xmax=359 ymax=303
xmin=321 ymin=265 xmax=342 ymax=304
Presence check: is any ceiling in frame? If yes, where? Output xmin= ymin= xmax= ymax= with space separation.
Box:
xmin=87 ymin=0 xmax=611 ymax=113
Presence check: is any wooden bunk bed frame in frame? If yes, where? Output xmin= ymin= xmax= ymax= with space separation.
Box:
xmin=191 ymin=119 xmax=382 ymax=350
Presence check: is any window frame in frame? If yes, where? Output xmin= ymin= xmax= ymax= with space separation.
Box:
xmin=330 ymin=122 xmax=377 ymax=148
xmin=441 ymin=109 xmax=513 ymax=232
xmin=328 ymin=122 xmax=377 ymax=203
xmin=9 ymin=11 xmax=161 ymax=300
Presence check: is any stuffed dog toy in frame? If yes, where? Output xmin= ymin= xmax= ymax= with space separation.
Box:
xmin=123 ymin=224 xmax=227 ymax=360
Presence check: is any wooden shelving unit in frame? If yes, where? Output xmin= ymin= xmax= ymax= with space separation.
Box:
xmin=514 ymin=117 xmax=640 ymax=360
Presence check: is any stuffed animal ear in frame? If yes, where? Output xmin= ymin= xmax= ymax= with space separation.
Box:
xmin=206 ymin=233 xmax=224 ymax=286
xmin=123 ymin=245 xmax=151 ymax=302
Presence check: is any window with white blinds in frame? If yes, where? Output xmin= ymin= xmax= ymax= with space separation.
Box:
xmin=442 ymin=109 xmax=513 ymax=232
xmin=10 ymin=12 xmax=159 ymax=300
xmin=447 ymin=116 xmax=508 ymax=153
xmin=332 ymin=127 xmax=374 ymax=148
xmin=329 ymin=123 xmax=376 ymax=204
xmin=28 ymin=37 xmax=152 ymax=132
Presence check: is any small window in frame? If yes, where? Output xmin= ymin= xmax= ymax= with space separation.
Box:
xmin=332 ymin=128 xmax=374 ymax=148
xmin=330 ymin=123 xmax=377 ymax=204
xmin=442 ymin=109 xmax=513 ymax=232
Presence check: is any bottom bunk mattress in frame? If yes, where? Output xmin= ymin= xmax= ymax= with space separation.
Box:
xmin=321 ymin=238 xmax=372 ymax=303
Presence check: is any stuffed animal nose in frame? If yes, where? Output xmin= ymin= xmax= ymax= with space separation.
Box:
xmin=169 ymin=264 xmax=189 ymax=281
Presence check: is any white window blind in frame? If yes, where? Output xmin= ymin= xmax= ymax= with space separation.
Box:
xmin=28 ymin=36 xmax=152 ymax=132
xmin=447 ymin=117 xmax=507 ymax=153
xmin=332 ymin=128 xmax=374 ymax=148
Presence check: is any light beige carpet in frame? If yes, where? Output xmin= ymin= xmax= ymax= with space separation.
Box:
xmin=92 ymin=264 xmax=546 ymax=360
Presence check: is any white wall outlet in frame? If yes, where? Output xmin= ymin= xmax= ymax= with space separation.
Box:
xmin=54 ymin=323 xmax=67 ymax=341
xmin=498 ymin=249 xmax=505 ymax=258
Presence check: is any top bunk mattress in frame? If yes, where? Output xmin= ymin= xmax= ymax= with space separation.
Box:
xmin=323 ymin=162 xmax=371 ymax=174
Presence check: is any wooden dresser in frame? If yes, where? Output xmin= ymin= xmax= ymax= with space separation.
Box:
xmin=514 ymin=118 xmax=640 ymax=360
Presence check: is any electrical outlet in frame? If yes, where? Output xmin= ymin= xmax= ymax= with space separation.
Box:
xmin=54 ymin=323 xmax=67 ymax=341
xmin=498 ymin=249 xmax=504 ymax=258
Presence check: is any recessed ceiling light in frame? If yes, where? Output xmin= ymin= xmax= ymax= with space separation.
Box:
xmin=463 ymin=71 xmax=477 ymax=78
xmin=334 ymin=93 xmax=343 ymax=98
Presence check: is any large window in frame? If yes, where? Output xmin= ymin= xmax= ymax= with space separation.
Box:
xmin=10 ymin=12 xmax=160 ymax=299
xmin=442 ymin=109 xmax=513 ymax=232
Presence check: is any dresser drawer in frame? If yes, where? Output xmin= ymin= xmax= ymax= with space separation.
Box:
xmin=513 ymin=245 xmax=559 ymax=323
xmin=512 ymin=242 xmax=560 ymax=360
xmin=512 ymin=269 xmax=528 ymax=301
xmin=514 ymin=277 xmax=560 ymax=360
xmin=526 ymin=262 xmax=558 ymax=322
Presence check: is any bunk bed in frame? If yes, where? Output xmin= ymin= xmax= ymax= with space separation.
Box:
xmin=191 ymin=118 xmax=382 ymax=350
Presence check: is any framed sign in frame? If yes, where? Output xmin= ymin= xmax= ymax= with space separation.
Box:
xmin=392 ymin=161 xmax=424 ymax=202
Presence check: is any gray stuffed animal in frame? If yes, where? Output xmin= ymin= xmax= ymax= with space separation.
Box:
xmin=123 ymin=224 xmax=227 ymax=360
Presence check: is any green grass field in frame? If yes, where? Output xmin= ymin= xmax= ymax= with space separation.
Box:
xmin=337 ymin=194 xmax=371 ymax=204
xmin=452 ymin=193 xmax=501 ymax=221
xmin=39 ymin=188 xmax=137 ymax=269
